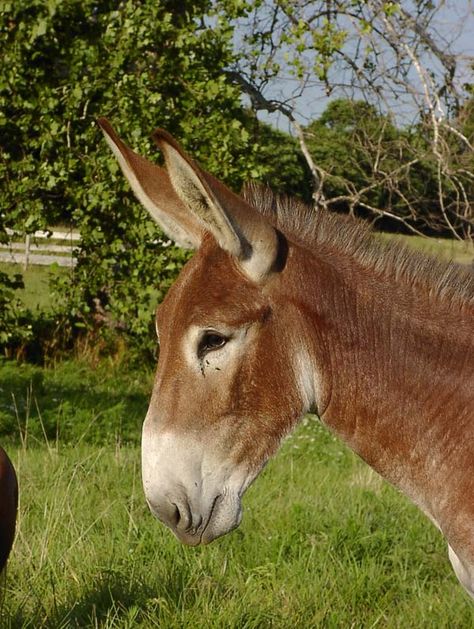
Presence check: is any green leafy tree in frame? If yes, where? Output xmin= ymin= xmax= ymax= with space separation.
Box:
xmin=305 ymin=99 xmax=469 ymax=233
xmin=0 ymin=0 xmax=286 ymax=357
xmin=0 ymin=268 xmax=31 ymax=351
xmin=249 ymin=120 xmax=312 ymax=201
xmin=306 ymin=100 xmax=399 ymax=204
xmin=304 ymin=99 xmax=429 ymax=227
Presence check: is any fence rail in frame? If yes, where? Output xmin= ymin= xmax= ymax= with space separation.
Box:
xmin=0 ymin=228 xmax=79 ymax=268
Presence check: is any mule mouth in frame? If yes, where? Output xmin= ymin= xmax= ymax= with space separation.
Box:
xmin=147 ymin=492 xmax=243 ymax=546
xmin=197 ymin=492 xmax=223 ymax=543
xmin=173 ymin=512 xmax=242 ymax=546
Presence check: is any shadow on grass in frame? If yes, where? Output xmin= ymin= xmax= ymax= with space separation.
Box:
xmin=58 ymin=573 xmax=156 ymax=628
xmin=5 ymin=572 xmax=147 ymax=628
xmin=6 ymin=563 xmax=202 ymax=628
xmin=0 ymin=360 xmax=152 ymax=446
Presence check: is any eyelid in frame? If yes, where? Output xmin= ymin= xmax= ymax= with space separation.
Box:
xmin=201 ymin=329 xmax=231 ymax=342
xmin=203 ymin=327 xmax=220 ymax=337
xmin=201 ymin=325 xmax=234 ymax=338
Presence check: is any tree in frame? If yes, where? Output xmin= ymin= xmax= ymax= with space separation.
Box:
xmin=305 ymin=99 xmax=401 ymax=212
xmin=248 ymin=119 xmax=313 ymax=201
xmin=223 ymin=0 xmax=474 ymax=238
xmin=0 ymin=1 xmax=268 ymax=354
xmin=304 ymin=99 xmax=459 ymax=234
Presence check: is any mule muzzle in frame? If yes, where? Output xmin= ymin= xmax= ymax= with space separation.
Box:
xmin=141 ymin=426 xmax=250 ymax=545
xmin=145 ymin=489 xmax=242 ymax=545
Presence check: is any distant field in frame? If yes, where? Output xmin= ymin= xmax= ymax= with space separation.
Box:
xmin=0 ymin=263 xmax=69 ymax=311
xmin=379 ymin=233 xmax=474 ymax=266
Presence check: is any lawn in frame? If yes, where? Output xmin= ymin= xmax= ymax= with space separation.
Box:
xmin=0 ymin=360 xmax=473 ymax=627
xmin=0 ymin=263 xmax=69 ymax=312
xmin=378 ymin=233 xmax=474 ymax=266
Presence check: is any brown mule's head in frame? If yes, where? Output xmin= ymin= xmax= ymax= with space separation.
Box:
xmin=99 ymin=120 xmax=318 ymax=545
xmin=0 ymin=446 xmax=18 ymax=572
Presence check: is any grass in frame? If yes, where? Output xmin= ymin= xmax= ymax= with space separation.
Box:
xmin=0 ymin=361 xmax=473 ymax=627
xmin=0 ymin=263 xmax=68 ymax=312
xmin=379 ymin=233 xmax=474 ymax=265
xmin=0 ymin=359 xmax=153 ymax=446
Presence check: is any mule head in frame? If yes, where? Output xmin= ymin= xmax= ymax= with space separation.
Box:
xmin=99 ymin=119 xmax=319 ymax=545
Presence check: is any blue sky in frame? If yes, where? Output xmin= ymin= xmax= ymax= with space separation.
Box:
xmin=246 ymin=1 xmax=474 ymax=130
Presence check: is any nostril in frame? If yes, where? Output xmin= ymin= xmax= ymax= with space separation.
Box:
xmin=170 ymin=498 xmax=191 ymax=531
xmin=147 ymin=496 xmax=191 ymax=531
xmin=171 ymin=503 xmax=181 ymax=528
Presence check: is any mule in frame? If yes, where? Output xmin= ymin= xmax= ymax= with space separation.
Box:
xmin=0 ymin=446 xmax=18 ymax=573
xmin=99 ymin=118 xmax=474 ymax=598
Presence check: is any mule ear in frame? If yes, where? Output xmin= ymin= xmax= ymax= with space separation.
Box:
xmin=152 ymin=129 xmax=279 ymax=283
xmin=97 ymin=118 xmax=202 ymax=249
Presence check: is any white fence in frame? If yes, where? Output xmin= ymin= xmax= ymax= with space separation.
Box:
xmin=0 ymin=228 xmax=80 ymax=268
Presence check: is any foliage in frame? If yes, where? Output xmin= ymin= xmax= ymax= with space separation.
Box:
xmin=0 ymin=269 xmax=32 ymax=348
xmin=0 ymin=0 xmax=318 ymax=357
xmin=305 ymin=98 xmax=474 ymax=234
xmin=230 ymin=0 xmax=463 ymax=108
xmin=306 ymin=100 xmax=399 ymax=204
xmin=249 ymin=120 xmax=313 ymax=201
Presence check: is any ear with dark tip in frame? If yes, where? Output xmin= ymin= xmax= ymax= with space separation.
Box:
xmin=97 ymin=118 xmax=202 ymax=249
xmin=152 ymin=129 xmax=279 ymax=283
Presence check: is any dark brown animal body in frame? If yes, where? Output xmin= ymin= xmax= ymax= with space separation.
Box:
xmin=0 ymin=446 xmax=18 ymax=572
xmin=99 ymin=118 xmax=474 ymax=599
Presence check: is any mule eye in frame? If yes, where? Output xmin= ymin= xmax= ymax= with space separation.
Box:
xmin=198 ymin=331 xmax=228 ymax=357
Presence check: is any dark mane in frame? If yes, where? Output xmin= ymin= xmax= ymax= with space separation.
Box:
xmin=242 ymin=183 xmax=474 ymax=308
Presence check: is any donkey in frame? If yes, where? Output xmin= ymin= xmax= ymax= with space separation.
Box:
xmin=99 ymin=118 xmax=474 ymax=598
xmin=0 ymin=446 xmax=18 ymax=573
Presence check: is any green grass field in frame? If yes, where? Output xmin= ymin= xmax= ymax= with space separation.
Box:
xmin=0 ymin=263 xmax=69 ymax=312
xmin=378 ymin=233 xmax=474 ymax=266
xmin=0 ymin=361 xmax=473 ymax=627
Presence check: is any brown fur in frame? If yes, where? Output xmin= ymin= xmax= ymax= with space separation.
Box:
xmin=154 ymin=236 xmax=303 ymax=468
xmin=243 ymin=183 xmax=474 ymax=308
xmin=0 ymin=446 xmax=18 ymax=573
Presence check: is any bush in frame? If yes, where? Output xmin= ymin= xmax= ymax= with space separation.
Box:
xmin=0 ymin=2 xmax=259 ymax=356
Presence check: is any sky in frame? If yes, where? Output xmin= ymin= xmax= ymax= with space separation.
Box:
xmin=239 ymin=1 xmax=474 ymax=131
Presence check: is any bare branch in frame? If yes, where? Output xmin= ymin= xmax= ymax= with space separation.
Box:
xmin=225 ymin=0 xmax=474 ymax=238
